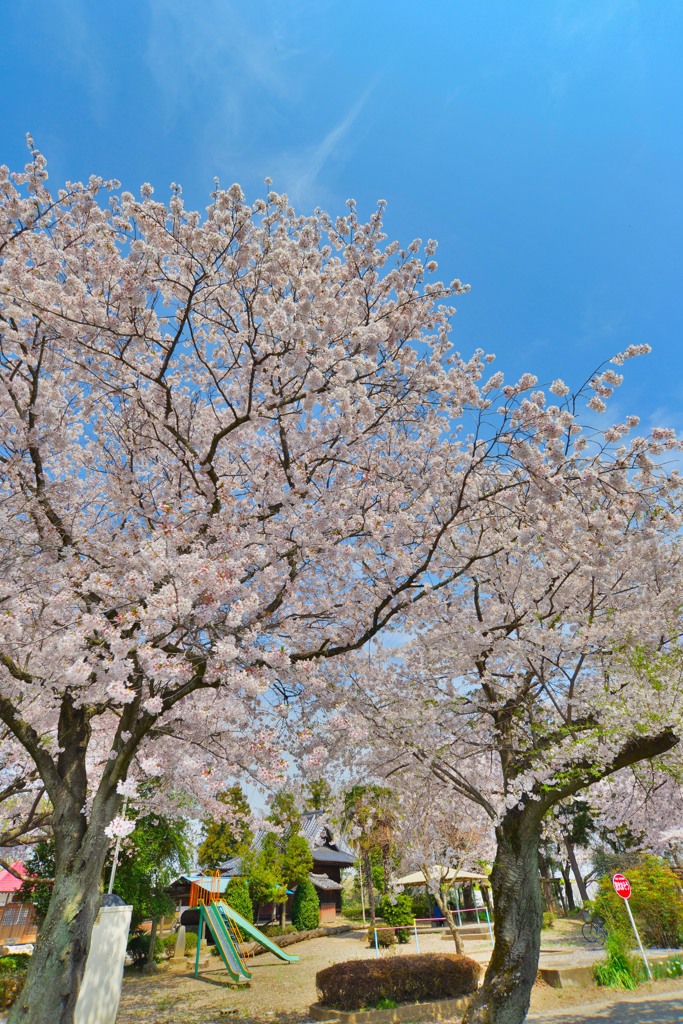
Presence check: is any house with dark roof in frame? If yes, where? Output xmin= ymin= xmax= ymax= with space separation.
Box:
xmin=167 ymin=810 xmax=356 ymax=925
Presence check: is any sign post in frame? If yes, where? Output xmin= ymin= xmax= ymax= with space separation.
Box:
xmin=612 ymin=873 xmax=652 ymax=980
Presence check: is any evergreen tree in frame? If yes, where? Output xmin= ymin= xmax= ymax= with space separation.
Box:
xmin=198 ymin=786 xmax=253 ymax=869
xmin=292 ymin=879 xmax=320 ymax=931
xmin=224 ymin=877 xmax=253 ymax=923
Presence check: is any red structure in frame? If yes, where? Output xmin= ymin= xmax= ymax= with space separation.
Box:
xmin=0 ymin=863 xmax=37 ymax=945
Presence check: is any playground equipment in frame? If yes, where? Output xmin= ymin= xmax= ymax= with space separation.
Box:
xmin=194 ymin=900 xmax=299 ymax=982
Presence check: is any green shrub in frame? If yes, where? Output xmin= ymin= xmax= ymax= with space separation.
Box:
xmin=316 ymin=953 xmax=481 ymax=1011
xmin=292 ymin=879 xmax=320 ymax=931
xmin=375 ymin=997 xmax=397 ymax=1009
xmin=593 ymin=856 xmax=683 ymax=949
xmin=411 ymin=892 xmax=430 ymax=919
xmin=0 ymin=955 xmax=29 ymax=1011
xmin=161 ymin=933 xmax=178 ymax=958
xmin=367 ymin=926 xmax=396 ymax=948
xmin=542 ymin=910 xmax=555 ymax=929
xmin=126 ymin=932 xmax=164 ymax=968
xmin=262 ymin=923 xmax=297 ymax=937
xmin=378 ymin=894 xmax=413 ymax=944
xmin=225 ymin=877 xmax=253 ymax=924
xmin=183 ymin=931 xmax=198 ymax=956
xmin=340 ymin=903 xmax=365 ymax=921
xmin=593 ymin=935 xmax=640 ymax=990
xmin=0 ymin=955 xmax=30 ymax=973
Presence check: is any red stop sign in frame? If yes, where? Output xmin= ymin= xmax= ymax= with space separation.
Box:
xmin=612 ymin=873 xmax=632 ymax=899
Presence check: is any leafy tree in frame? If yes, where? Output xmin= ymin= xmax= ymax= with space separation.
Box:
xmin=304 ymin=778 xmax=331 ymax=812
xmin=224 ymin=877 xmax=253 ymax=923
xmin=111 ymin=809 xmax=192 ymax=962
xmin=342 ymin=785 xmax=398 ymax=926
xmin=292 ymin=878 xmax=320 ymax=931
xmin=17 ymin=842 xmax=55 ymax=928
xmin=198 ymin=786 xmax=253 ymax=870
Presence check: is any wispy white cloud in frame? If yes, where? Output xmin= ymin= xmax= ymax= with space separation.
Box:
xmin=277 ymin=86 xmax=374 ymax=207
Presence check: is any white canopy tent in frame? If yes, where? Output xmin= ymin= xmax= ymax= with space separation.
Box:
xmin=395 ymin=866 xmax=489 ymax=886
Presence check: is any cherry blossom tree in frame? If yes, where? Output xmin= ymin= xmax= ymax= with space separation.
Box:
xmin=0 ymin=144 xmax=530 ymax=1024
xmin=392 ymin=774 xmax=493 ymax=954
xmin=330 ymin=369 xmax=683 ymax=1024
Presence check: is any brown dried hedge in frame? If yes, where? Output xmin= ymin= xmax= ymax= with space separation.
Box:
xmin=316 ymin=953 xmax=481 ymax=1011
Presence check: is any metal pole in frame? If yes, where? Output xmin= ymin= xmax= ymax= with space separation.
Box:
xmin=484 ymin=904 xmax=494 ymax=948
xmin=358 ymin=847 xmax=367 ymax=927
xmin=624 ymin=898 xmax=652 ymax=980
xmin=454 ymin=885 xmax=463 ymax=927
xmin=413 ymin=920 xmax=420 ymax=953
xmin=194 ymin=906 xmax=203 ymax=977
xmin=107 ymin=797 xmax=128 ymax=895
xmin=374 ymin=928 xmax=379 ymax=958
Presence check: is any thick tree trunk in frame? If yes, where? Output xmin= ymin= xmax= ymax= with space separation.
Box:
xmin=564 ymin=836 xmax=589 ymax=903
xmin=560 ymin=863 xmax=576 ymax=912
xmin=8 ymin=821 xmax=111 ymax=1024
xmin=463 ymin=810 xmax=543 ymax=1024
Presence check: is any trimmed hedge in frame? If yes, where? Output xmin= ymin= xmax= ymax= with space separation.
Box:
xmin=316 ymin=953 xmax=481 ymax=1011
xmin=292 ymin=879 xmax=320 ymax=931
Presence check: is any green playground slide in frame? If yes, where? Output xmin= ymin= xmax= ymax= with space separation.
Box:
xmin=201 ymin=903 xmax=252 ymax=983
xmin=216 ymin=901 xmax=300 ymax=962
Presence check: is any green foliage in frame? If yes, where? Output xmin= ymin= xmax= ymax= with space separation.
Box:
xmin=225 ymin=877 xmax=253 ymax=923
xmin=375 ymin=997 xmax=397 ymax=1009
xmin=17 ymin=841 xmax=55 ymax=927
xmin=411 ymin=892 xmax=430 ymax=919
xmin=542 ymin=911 xmax=555 ymax=929
xmin=0 ymin=956 xmax=30 ymax=973
xmin=281 ymin=833 xmax=312 ymax=888
xmin=378 ymin=894 xmax=413 ymax=943
xmin=292 ymin=878 xmax=320 ymax=931
xmin=198 ymin=786 xmax=253 ymax=870
xmin=268 ymin=789 xmax=301 ymax=832
xmin=316 ymin=953 xmax=481 ymax=1011
xmin=249 ymin=834 xmax=289 ymax=907
xmin=126 ymin=931 xmax=165 ymax=968
xmin=651 ymin=955 xmax=683 ymax=980
xmin=0 ymin=956 xmax=27 ymax=1012
xmin=262 ymin=923 xmax=297 ymax=937
xmin=304 ymin=778 xmax=332 ymax=811
xmin=593 ymin=934 xmax=639 ymax=990
xmin=367 ymin=926 xmax=396 ymax=948
xmin=184 ymin=932 xmax=198 ymax=956
xmin=161 ymin=933 xmax=178 ymax=958
xmin=593 ymin=856 xmax=683 ymax=949
xmin=112 ymin=808 xmax=192 ymax=930
xmin=340 ymin=903 xmax=365 ymax=921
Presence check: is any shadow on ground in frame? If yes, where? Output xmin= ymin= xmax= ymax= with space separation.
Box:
xmin=529 ymin=994 xmax=683 ymax=1024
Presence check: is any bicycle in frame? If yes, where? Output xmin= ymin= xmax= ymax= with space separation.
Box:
xmin=581 ymin=916 xmax=607 ymax=946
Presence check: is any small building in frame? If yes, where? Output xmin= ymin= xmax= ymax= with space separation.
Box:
xmin=167 ymin=810 xmax=356 ymax=927
xmin=0 ymin=862 xmax=37 ymax=945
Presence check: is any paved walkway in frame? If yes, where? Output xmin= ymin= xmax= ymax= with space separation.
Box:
xmin=528 ymin=989 xmax=683 ymax=1023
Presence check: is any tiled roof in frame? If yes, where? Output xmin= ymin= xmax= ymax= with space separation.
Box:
xmin=309 ymin=872 xmax=343 ymax=891
xmin=312 ymin=846 xmax=355 ymax=866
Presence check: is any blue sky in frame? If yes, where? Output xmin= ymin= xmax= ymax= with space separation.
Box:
xmin=1 ymin=0 xmax=682 ymax=427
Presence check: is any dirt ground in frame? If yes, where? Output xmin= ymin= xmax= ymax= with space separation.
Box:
xmin=115 ymin=920 xmax=683 ymax=1024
